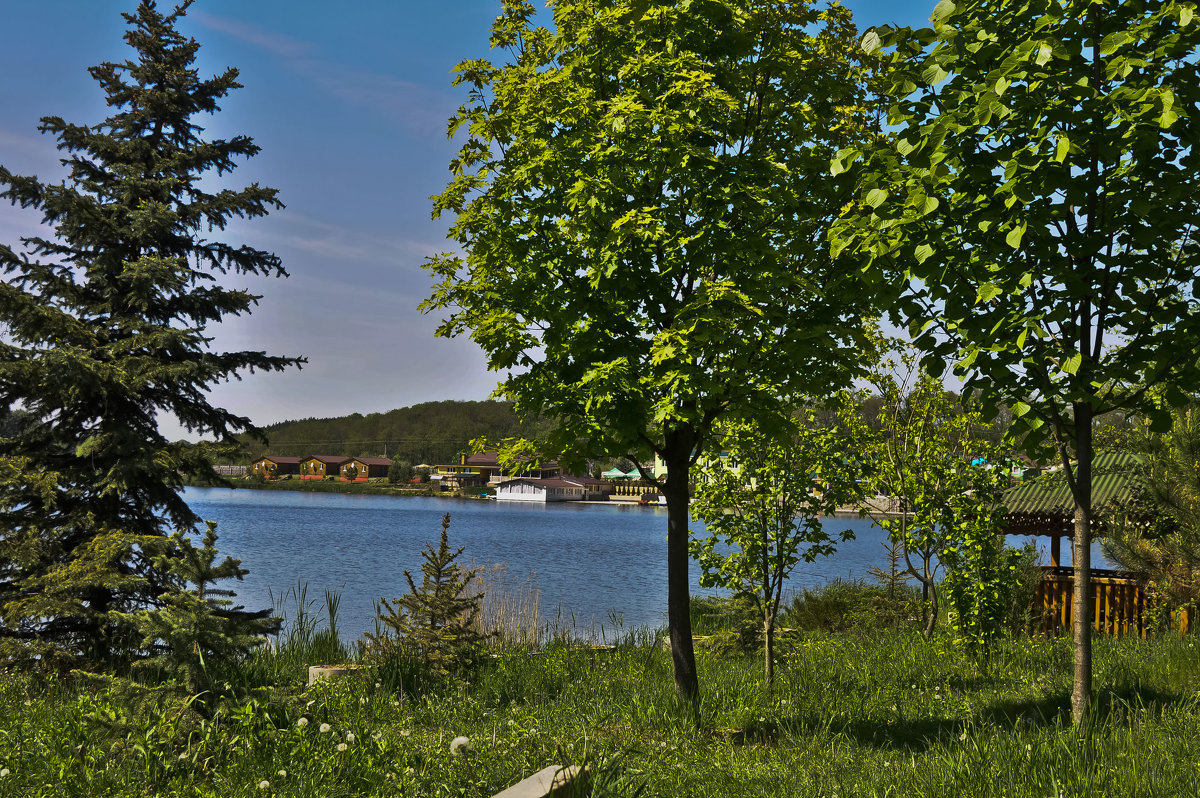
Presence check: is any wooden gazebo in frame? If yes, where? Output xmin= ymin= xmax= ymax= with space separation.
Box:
xmin=1000 ymin=452 xmax=1173 ymax=636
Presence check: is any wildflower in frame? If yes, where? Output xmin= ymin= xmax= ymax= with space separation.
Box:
xmin=0 ymin=769 xmax=9 ymax=777
xmin=296 ymin=717 xmax=309 ymax=728
xmin=337 ymin=743 xmax=347 ymax=752
xmin=277 ymin=770 xmax=287 ymax=777
xmin=450 ymin=736 xmax=472 ymax=756
xmin=258 ymin=780 xmax=270 ymax=790
xmin=359 ymin=697 xmax=366 ymax=705
xmin=959 ymin=731 xmax=968 ymax=742
xmin=507 ymin=719 xmax=515 ymax=726
xmin=346 ymin=732 xmax=356 ymax=742
xmin=386 ymin=772 xmax=396 ymax=781
xmin=372 ymin=731 xmax=382 ymax=741
xmin=319 ymin=723 xmax=331 ymax=733
xmin=405 ymin=767 xmax=416 ymax=775
xmin=178 ymin=752 xmax=189 ymax=761
xmin=399 ymin=729 xmax=412 ymax=737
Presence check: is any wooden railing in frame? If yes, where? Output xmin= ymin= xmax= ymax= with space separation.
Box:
xmin=1034 ymin=566 xmax=1192 ymax=637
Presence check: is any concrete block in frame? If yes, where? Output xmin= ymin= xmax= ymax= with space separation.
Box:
xmin=491 ymin=765 xmax=587 ymax=798
xmin=307 ymin=664 xmax=365 ymax=685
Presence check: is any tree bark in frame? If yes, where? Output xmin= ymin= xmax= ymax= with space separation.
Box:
xmin=663 ymin=426 xmax=699 ymax=705
xmin=763 ymin=613 xmax=775 ymax=690
xmin=1071 ymin=405 xmax=1094 ymax=728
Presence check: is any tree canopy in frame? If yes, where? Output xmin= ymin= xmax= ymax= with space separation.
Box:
xmin=831 ymin=0 xmax=1200 ymax=723
xmin=424 ymin=0 xmax=881 ymax=702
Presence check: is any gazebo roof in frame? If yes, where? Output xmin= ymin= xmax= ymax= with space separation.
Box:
xmin=1001 ymin=451 xmax=1144 ymax=538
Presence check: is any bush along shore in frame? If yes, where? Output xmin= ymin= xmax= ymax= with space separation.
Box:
xmin=3 ymin=582 xmax=1200 ymax=798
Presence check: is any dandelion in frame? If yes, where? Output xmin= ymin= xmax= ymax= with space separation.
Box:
xmin=405 ymin=767 xmax=416 ymax=776
xmin=346 ymin=732 xmax=356 ymax=742
xmin=0 ymin=769 xmax=9 ymax=777
xmin=258 ymin=780 xmax=270 ymax=790
xmin=386 ymin=773 xmax=396 ymax=781
xmin=277 ymin=770 xmax=287 ymax=778
xmin=958 ymin=731 xmax=968 ymax=742
xmin=319 ymin=723 xmax=331 ymax=733
xmin=507 ymin=719 xmax=515 ymax=727
xmin=296 ymin=717 xmax=309 ymax=728
xmin=337 ymin=743 xmax=347 ymax=752
xmin=450 ymin=736 xmax=472 ymax=756
xmin=399 ymin=729 xmax=412 ymax=737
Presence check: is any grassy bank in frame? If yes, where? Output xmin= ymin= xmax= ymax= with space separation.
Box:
xmin=187 ymin=477 xmax=466 ymax=499
xmin=3 ymin=598 xmax=1199 ymax=797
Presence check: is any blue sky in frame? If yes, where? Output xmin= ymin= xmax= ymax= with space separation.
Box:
xmin=1 ymin=0 xmax=936 ymax=441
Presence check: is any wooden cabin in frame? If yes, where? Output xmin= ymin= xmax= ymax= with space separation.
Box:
xmin=1001 ymin=452 xmax=1189 ymax=635
xmin=300 ymin=455 xmax=351 ymax=480
xmin=250 ymin=455 xmax=302 ymax=479
xmin=341 ymin=457 xmax=391 ymax=481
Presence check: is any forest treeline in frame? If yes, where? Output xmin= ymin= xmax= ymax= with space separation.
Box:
xmin=240 ymin=400 xmax=551 ymax=465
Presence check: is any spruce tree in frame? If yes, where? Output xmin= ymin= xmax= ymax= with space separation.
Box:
xmin=367 ymin=513 xmax=487 ymax=678
xmin=135 ymin=522 xmax=277 ymax=692
xmin=0 ymin=0 xmax=300 ymax=670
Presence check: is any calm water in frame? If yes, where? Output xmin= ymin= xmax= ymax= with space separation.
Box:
xmin=183 ymin=487 xmax=1104 ymax=641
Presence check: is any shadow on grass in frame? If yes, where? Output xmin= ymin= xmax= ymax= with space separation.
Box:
xmin=759 ymin=683 xmax=1184 ymax=754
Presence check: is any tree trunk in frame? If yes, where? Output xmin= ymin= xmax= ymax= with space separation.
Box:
xmin=1071 ymin=404 xmax=1094 ymax=727
xmin=924 ymin=580 xmax=938 ymax=638
xmin=663 ymin=427 xmax=699 ymax=705
xmin=763 ymin=612 xmax=775 ymax=690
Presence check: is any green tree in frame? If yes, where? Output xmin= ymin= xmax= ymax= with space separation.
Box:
xmin=832 ymin=0 xmax=1200 ymax=724
xmin=389 ymin=458 xmax=414 ymax=484
xmin=0 ymin=0 xmax=300 ymax=670
xmin=134 ymin=522 xmax=277 ymax=693
xmin=690 ymin=412 xmax=865 ymax=688
xmin=853 ymin=338 xmax=1014 ymax=647
xmin=365 ymin=513 xmax=487 ymax=679
xmin=423 ymin=0 xmax=880 ymax=703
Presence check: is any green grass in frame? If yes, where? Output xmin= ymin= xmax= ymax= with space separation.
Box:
xmin=3 ymin=615 xmax=1200 ymax=796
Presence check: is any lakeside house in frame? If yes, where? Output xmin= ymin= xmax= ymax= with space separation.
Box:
xmin=496 ymin=476 xmax=614 ymax=503
xmin=300 ymin=455 xmax=351 ymax=480
xmin=433 ymin=450 xmax=561 ymax=490
xmin=250 ymin=455 xmax=303 ymax=478
xmin=341 ymin=456 xmax=392 ymax=481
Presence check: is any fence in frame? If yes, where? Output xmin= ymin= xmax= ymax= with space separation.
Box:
xmin=1034 ymin=566 xmax=1192 ymax=637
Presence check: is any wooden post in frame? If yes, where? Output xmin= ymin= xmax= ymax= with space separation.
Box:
xmin=1050 ymin=535 xmax=1061 ymax=567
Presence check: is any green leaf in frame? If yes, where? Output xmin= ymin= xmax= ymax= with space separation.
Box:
xmin=865 ymin=188 xmax=888 ymax=208
xmin=930 ymin=0 xmax=957 ymax=24
xmin=1013 ymin=401 xmax=1031 ymax=417
xmin=1005 ymin=224 xmax=1025 ymax=249
xmin=976 ymin=282 xmax=1002 ymax=304
xmin=1016 ymin=327 xmax=1027 ymax=348
xmin=1054 ymin=136 xmax=1069 ymax=163
xmin=914 ymin=243 xmax=935 ymax=263
xmin=922 ymin=63 xmax=949 ymax=85
xmin=1034 ymin=44 xmax=1053 ymax=66
xmin=1182 ymin=5 xmax=1195 ymax=27
xmin=1062 ymin=352 xmax=1082 ymax=375
xmin=861 ymin=30 xmax=881 ymax=53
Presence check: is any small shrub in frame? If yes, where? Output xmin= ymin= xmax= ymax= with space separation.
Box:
xmin=782 ymin=579 xmax=922 ymax=633
xmin=363 ymin=513 xmax=488 ymax=683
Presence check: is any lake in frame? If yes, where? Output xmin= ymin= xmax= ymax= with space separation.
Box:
xmin=183 ymin=487 xmax=1106 ymax=642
